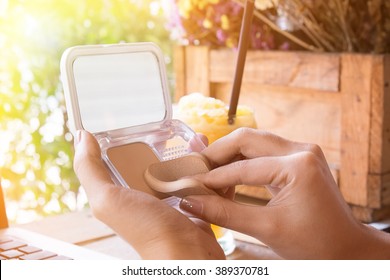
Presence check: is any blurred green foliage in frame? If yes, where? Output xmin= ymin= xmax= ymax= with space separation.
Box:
xmin=0 ymin=0 xmax=172 ymax=223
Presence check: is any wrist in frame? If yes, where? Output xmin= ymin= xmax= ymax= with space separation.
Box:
xmin=323 ymin=220 xmax=390 ymax=259
xmin=336 ymin=222 xmax=390 ymax=259
xmin=357 ymin=224 xmax=390 ymax=259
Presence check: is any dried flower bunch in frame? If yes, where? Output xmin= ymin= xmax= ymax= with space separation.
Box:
xmin=170 ymin=0 xmax=390 ymax=53
xmin=168 ymin=0 xmax=287 ymax=50
xmin=273 ymin=0 xmax=390 ymax=53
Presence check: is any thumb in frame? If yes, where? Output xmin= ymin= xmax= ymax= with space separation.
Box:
xmin=74 ymin=130 xmax=113 ymax=185
xmin=73 ymin=130 xmax=115 ymax=205
xmin=179 ymin=195 xmax=270 ymax=239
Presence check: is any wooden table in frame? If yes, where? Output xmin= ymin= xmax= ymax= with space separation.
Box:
xmin=15 ymin=208 xmax=281 ymax=260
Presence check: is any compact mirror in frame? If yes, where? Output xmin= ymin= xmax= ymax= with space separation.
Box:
xmin=62 ymin=43 xmax=207 ymax=200
xmin=66 ymin=46 xmax=169 ymax=134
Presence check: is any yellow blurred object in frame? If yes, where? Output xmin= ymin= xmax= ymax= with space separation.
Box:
xmin=202 ymin=19 xmax=213 ymax=29
xmin=176 ymin=93 xmax=257 ymax=144
xmin=220 ymin=15 xmax=230 ymax=30
xmin=176 ymin=93 xmax=257 ymax=255
xmin=254 ymin=0 xmax=278 ymax=11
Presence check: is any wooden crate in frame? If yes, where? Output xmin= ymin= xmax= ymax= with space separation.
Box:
xmin=174 ymin=45 xmax=390 ymax=223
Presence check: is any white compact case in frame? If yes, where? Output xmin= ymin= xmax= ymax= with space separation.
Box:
xmin=60 ymin=42 xmax=205 ymax=196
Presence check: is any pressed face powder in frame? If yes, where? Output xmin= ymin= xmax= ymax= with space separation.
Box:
xmin=106 ymin=142 xmax=168 ymax=199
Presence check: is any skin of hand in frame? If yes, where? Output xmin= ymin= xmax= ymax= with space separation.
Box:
xmin=73 ymin=130 xmax=225 ymax=260
xmin=180 ymin=128 xmax=390 ymax=259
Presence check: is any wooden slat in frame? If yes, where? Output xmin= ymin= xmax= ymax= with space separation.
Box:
xmin=212 ymin=83 xmax=341 ymax=166
xmin=381 ymin=173 xmax=390 ymax=206
xmin=184 ymin=45 xmax=210 ymax=96
xmin=368 ymin=55 xmax=384 ymax=174
xmin=369 ymin=55 xmax=390 ymax=174
xmin=17 ymin=209 xmax=114 ymax=244
xmin=366 ymin=172 xmax=390 ymax=208
xmin=367 ymin=174 xmax=383 ymax=208
xmin=383 ymin=55 xmax=390 ymax=173
xmin=382 ymin=54 xmax=390 ymax=173
xmin=340 ymin=54 xmax=372 ymax=207
xmin=173 ymin=46 xmax=187 ymax=102
xmin=209 ymin=49 xmax=340 ymax=92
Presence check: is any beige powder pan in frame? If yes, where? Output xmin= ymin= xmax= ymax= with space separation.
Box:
xmin=106 ymin=142 xmax=169 ymax=199
xmin=107 ymin=142 xmax=216 ymax=198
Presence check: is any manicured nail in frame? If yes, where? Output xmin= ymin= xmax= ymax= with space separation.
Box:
xmin=180 ymin=197 xmax=203 ymax=216
xmin=74 ymin=130 xmax=82 ymax=147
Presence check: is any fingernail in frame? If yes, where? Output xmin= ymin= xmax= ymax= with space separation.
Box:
xmin=180 ymin=197 xmax=203 ymax=216
xmin=74 ymin=130 xmax=82 ymax=147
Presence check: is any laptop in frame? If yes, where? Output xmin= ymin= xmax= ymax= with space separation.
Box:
xmin=0 ymin=183 xmax=117 ymax=260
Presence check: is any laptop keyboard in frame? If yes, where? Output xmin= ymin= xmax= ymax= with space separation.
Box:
xmin=0 ymin=236 xmax=72 ymax=260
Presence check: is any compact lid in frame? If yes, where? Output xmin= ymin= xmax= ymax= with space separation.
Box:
xmin=60 ymin=42 xmax=172 ymax=135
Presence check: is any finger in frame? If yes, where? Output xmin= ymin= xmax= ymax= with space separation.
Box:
xmin=169 ymin=196 xmax=216 ymax=237
xmin=197 ymin=156 xmax=289 ymax=190
xmin=73 ymin=130 xmax=114 ymax=195
xmin=202 ymin=128 xmax=322 ymax=168
xmin=180 ymin=195 xmax=270 ymax=239
xmin=197 ymin=133 xmax=209 ymax=147
xmin=189 ymin=133 xmax=209 ymax=152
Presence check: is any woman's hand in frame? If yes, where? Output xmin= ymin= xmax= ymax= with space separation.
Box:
xmin=180 ymin=128 xmax=390 ymax=259
xmin=73 ymin=130 xmax=225 ymax=259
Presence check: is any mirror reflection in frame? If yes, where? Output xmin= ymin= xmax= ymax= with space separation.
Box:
xmin=73 ymin=51 xmax=166 ymax=133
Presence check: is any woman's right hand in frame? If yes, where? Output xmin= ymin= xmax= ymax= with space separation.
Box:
xmin=180 ymin=128 xmax=390 ymax=259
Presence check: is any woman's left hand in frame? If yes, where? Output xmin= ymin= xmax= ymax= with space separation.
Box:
xmin=73 ymin=130 xmax=225 ymax=259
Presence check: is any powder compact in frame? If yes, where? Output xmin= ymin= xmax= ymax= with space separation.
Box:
xmin=60 ymin=43 xmax=210 ymax=199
